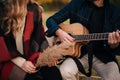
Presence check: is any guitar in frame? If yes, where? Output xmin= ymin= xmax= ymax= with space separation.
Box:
xmin=55 ymin=23 xmax=109 ymax=57
xmin=36 ymin=23 xmax=110 ymax=67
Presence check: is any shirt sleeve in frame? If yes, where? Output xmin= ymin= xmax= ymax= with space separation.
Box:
xmin=11 ymin=57 xmax=26 ymax=67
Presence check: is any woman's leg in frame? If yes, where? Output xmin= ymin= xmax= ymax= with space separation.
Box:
xmin=40 ymin=66 xmax=62 ymax=80
xmin=24 ymin=66 xmax=62 ymax=80
xmin=24 ymin=71 xmax=43 ymax=80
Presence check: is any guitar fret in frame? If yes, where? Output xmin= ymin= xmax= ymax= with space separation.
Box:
xmin=74 ymin=33 xmax=109 ymax=41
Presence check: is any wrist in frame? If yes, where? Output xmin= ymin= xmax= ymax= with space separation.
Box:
xmin=11 ymin=57 xmax=26 ymax=67
xmin=55 ymin=28 xmax=62 ymax=36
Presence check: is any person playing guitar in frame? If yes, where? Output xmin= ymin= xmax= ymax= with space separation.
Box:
xmin=46 ymin=0 xmax=120 ymax=80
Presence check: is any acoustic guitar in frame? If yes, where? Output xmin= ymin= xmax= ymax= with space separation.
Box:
xmin=55 ymin=23 xmax=109 ymax=57
xmin=36 ymin=23 xmax=109 ymax=67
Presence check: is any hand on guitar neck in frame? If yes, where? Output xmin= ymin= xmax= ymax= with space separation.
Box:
xmin=55 ymin=26 xmax=75 ymax=43
xmin=108 ymin=30 xmax=120 ymax=48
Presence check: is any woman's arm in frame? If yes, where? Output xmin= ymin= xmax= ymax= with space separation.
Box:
xmin=0 ymin=37 xmax=21 ymax=63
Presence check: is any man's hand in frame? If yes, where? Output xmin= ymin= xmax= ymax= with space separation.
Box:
xmin=55 ymin=28 xmax=74 ymax=43
xmin=108 ymin=30 xmax=120 ymax=48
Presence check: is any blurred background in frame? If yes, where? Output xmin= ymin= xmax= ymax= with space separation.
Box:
xmin=35 ymin=0 xmax=120 ymax=25
xmin=36 ymin=0 xmax=120 ymax=11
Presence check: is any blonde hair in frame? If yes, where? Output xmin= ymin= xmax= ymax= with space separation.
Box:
xmin=0 ymin=0 xmax=27 ymax=35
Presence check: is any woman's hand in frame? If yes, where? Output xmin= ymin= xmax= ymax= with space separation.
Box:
xmin=55 ymin=28 xmax=75 ymax=43
xmin=21 ymin=61 xmax=37 ymax=74
xmin=108 ymin=30 xmax=120 ymax=48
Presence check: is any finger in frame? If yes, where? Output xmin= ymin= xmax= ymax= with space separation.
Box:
xmin=112 ymin=32 xmax=117 ymax=43
xmin=115 ymin=30 xmax=120 ymax=42
xmin=66 ymin=35 xmax=75 ymax=42
xmin=27 ymin=70 xmax=37 ymax=74
xmin=64 ymin=38 xmax=72 ymax=44
xmin=28 ymin=62 xmax=36 ymax=69
xmin=26 ymin=66 xmax=37 ymax=73
xmin=108 ymin=33 xmax=113 ymax=44
xmin=25 ymin=63 xmax=36 ymax=72
xmin=117 ymin=30 xmax=120 ymax=42
xmin=29 ymin=69 xmax=38 ymax=74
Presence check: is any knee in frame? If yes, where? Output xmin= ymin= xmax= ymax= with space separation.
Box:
xmin=60 ymin=65 xmax=73 ymax=78
xmin=59 ymin=58 xmax=78 ymax=79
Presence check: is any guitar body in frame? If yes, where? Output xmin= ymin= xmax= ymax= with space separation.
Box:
xmin=56 ymin=23 xmax=89 ymax=57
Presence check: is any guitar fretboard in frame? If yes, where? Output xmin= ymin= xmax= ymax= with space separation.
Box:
xmin=73 ymin=33 xmax=109 ymax=41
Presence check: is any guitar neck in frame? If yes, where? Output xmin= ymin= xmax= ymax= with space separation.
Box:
xmin=73 ymin=33 xmax=109 ymax=41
